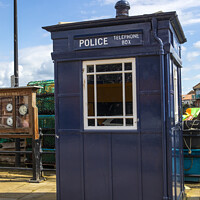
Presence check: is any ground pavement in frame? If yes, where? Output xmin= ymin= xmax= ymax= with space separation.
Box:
xmin=186 ymin=183 xmax=200 ymax=200
xmin=0 ymin=169 xmax=200 ymax=200
xmin=0 ymin=169 xmax=56 ymax=200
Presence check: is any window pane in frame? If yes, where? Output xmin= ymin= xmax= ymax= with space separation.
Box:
xmin=88 ymin=119 xmax=95 ymax=126
xmin=97 ymin=118 xmax=123 ymax=126
xmin=97 ymin=74 xmax=123 ymax=116
xmin=87 ymin=75 xmax=95 ymax=116
xmin=173 ymin=66 xmax=178 ymax=123
xmin=96 ymin=63 xmax=122 ymax=72
xmin=87 ymin=65 xmax=94 ymax=73
xmin=16 ymin=96 xmax=29 ymax=128
xmin=125 ymin=73 xmax=133 ymax=115
xmin=0 ymin=97 xmax=13 ymax=128
xmin=125 ymin=63 xmax=132 ymax=70
xmin=126 ymin=118 xmax=133 ymax=126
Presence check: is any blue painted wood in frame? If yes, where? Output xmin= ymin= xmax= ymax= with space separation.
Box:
xmin=112 ymin=134 xmax=140 ymax=200
xmin=140 ymin=94 xmax=162 ymax=131
xmin=138 ymin=56 xmax=161 ymax=92
xmin=141 ymin=134 xmax=163 ymax=200
xmin=53 ymin=38 xmax=69 ymax=52
xmin=57 ymin=61 xmax=81 ymax=94
xmin=58 ymin=96 xmax=80 ymax=130
xmin=43 ymin=11 xmax=186 ymax=200
xmin=84 ymin=133 xmax=112 ymax=200
xmin=59 ymin=133 xmax=84 ymax=200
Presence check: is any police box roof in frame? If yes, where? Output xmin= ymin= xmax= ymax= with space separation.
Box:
xmin=43 ymin=11 xmax=186 ymax=44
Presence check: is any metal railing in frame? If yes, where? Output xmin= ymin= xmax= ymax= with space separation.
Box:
xmin=0 ymin=128 xmax=55 ymax=183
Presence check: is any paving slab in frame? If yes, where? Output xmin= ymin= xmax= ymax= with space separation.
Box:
xmin=0 ymin=169 xmax=56 ymax=200
xmin=185 ymin=183 xmax=200 ymax=200
xmin=3 ymin=170 xmax=200 ymax=200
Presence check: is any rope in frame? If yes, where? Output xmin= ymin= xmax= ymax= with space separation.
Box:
xmin=184 ymin=157 xmax=193 ymax=171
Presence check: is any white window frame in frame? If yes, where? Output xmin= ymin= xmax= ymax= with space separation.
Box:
xmin=83 ymin=58 xmax=137 ymax=130
xmin=173 ymin=66 xmax=179 ymax=124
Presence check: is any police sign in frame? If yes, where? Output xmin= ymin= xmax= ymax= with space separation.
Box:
xmin=74 ymin=31 xmax=143 ymax=50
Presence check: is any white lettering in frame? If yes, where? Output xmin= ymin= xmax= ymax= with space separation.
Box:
xmin=114 ymin=36 xmax=118 ymax=40
xmin=78 ymin=33 xmax=141 ymax=48
xmin=90 ymin=39 xmax=94 ymax=46
xmin=132 ymin=34 xmax=139 ymax=39
xmin=95 ymin=38 xmax=97 ymax=46
xmin=98 ymin=38 xmax=103 ymax=45
xmin=104 ymin=37 xmax=108 ymax=45
xmin=79 ymin=40 xmax=84 ymax=47
xmin=79 ymin=37 xmax=109 ymax=48
xmin=122 ymin=40 xmax=131 ymax=45
xmin=113 ymin=34 xmax=140 ymax=41
xmin=85 ymin=39 xmax=90 ymax=46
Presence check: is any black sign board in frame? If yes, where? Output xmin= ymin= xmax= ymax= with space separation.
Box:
xmin=74 ymin=30 xmax=143 ymax=50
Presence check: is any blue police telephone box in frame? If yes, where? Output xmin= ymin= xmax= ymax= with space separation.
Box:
xmin=43 ymin=1 xmax=186 ymax=200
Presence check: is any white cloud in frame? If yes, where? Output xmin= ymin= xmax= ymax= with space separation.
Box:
xmin=0 ymin=1 xmax=8 ymax=7
xmin=182 ymin=46 xmax=187 ymax=52
xmin=42 ymin=32 xmax=50 ymax=38
xmin=193 ymin=64 xmax=200 ymax=69
xmin=0 ymin=62 xmax=14 ymax=87
xmin=183 ymin=65 xmax=200 ymax=71
xmin=185 ymin=30 xmax=195 ymax=35
xmin=0 ymin=44 xmax=53 ymax=87
xmin=194 ymin=41 xmax=200 ymax=49
xmin=182 ymin=77 xmax=191 ymax=81
xmin=84 ymin=15 xmax=112 ymax=21
xmin=186 ymin=51 xmax=200 ymax=61
xmin=194 ymin=74 xmax=200 ymax=79
xmin=182 ymin=68 xmax=191 ymax=74
xmin=181 ymin=46 xmax=187 ymax=56
xmin=100 ymin=0 xmax=200 ymax=25
xmin=183 ymin=18 xmax=200 ymax=25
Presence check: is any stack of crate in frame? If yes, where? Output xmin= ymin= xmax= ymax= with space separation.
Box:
xmin=26 ymin=80 xmax=55 ymax=167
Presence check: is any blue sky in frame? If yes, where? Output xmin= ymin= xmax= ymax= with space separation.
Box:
xmin=0 ymin=0 xmax=200 ymax=94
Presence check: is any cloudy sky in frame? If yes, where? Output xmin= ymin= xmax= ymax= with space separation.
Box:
xmin=0 ymin=0 xmax=199 ymax=94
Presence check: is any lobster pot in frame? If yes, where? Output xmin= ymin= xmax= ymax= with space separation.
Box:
xmin=27 ymin=80 xmax=54 ymax=95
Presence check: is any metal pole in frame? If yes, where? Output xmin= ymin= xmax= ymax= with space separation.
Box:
xmin=14 ymin=0 xmax=19 ymax=86
xmin=30 ymin=129 xmax=45 ymax=183
xmin=14 ymin=0 xmax=21 ymax=167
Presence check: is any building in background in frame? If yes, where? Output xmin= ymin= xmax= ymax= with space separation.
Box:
xmin=193 ymin=83 xmax=200 ymax=107
xmin=182 ymin=90 xmax=196 ymax=106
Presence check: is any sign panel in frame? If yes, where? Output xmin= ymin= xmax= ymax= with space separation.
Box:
xmin=11 ymin=75 xmax=15 ymax=88
xmin=74 ymin=31 xmax=143 ymax=50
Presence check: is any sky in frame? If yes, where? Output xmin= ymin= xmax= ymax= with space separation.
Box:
xmin=0 ymin=0 xmax=200 ymax=94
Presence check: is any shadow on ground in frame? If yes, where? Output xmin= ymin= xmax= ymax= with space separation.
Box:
xmin=0 ymin=170 xmax=56 ymax=200
xmin=0 ymin=193 xmax=56 ymax=200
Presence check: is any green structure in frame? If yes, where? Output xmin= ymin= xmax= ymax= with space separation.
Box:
xmin=26 ymin=80 xmax=55 ymax=166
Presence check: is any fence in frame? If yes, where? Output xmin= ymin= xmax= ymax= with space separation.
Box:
xmin=0 ymin=129 xmax=55 ymax=183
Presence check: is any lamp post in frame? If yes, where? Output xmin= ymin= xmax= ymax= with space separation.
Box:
xmin=14 ymin=0 xmax=20 ymax=167
xmin=14 ymin=0 xmax=19 ymax=87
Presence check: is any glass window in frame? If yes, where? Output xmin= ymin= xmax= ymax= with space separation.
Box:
xmin=173 ymin=66 xmax=179 ymax=124
xmin=83 ymin=58 xmax=137 ymax=130
xmin=16 ymin=96 xmax=29 ymax=128
xmin=0 ymin=97 xmax=13 ymax=128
